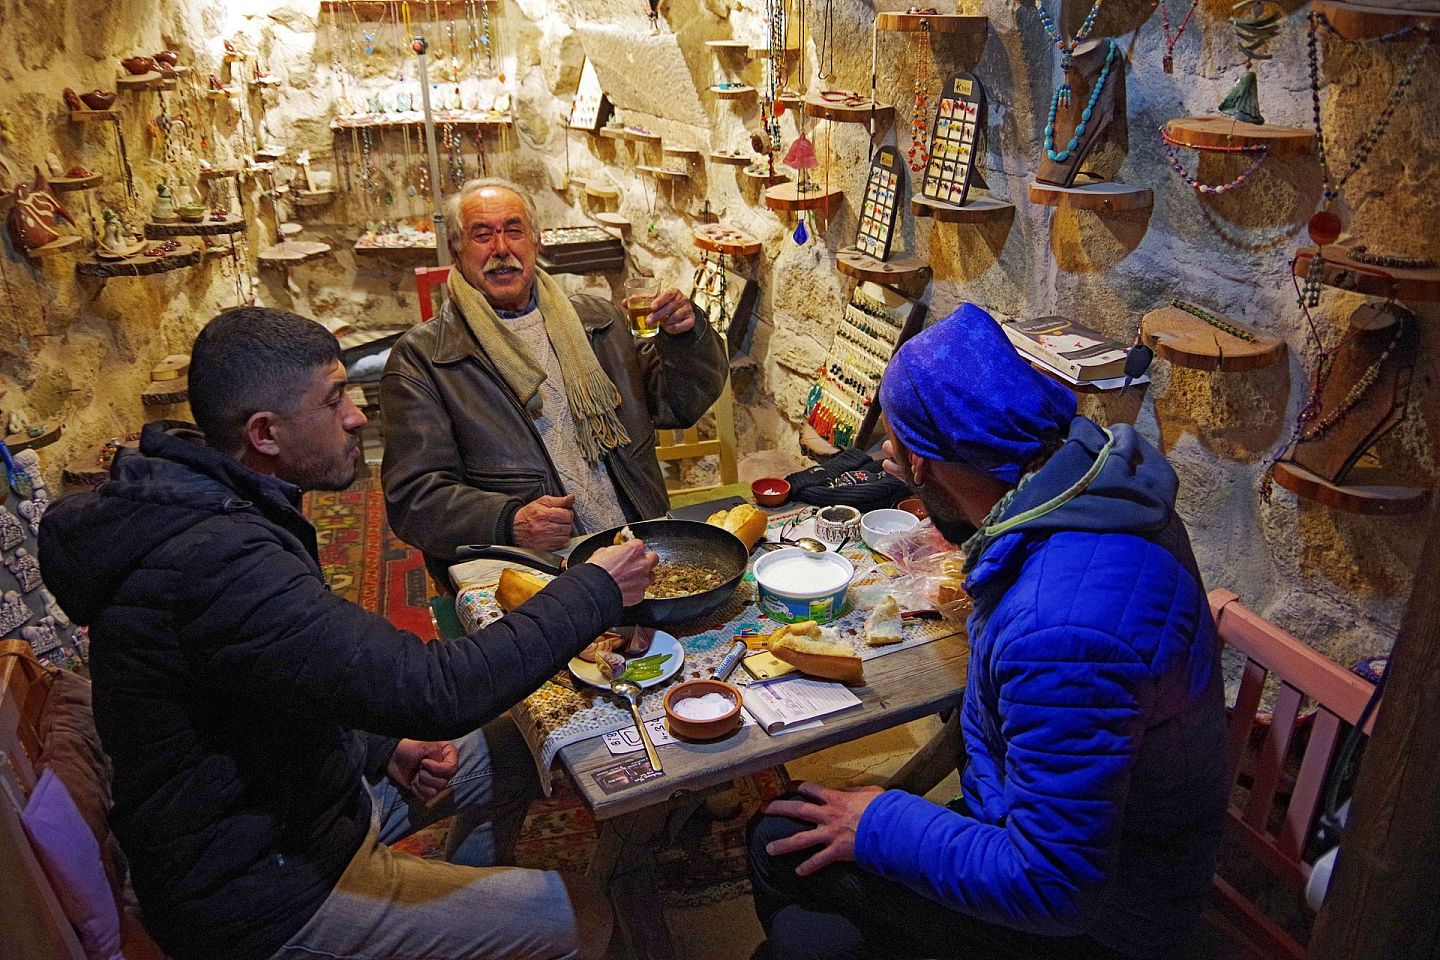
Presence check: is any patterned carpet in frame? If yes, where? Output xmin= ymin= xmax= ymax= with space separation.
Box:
xmin=303 ymin=474 xmax=784 ymax=907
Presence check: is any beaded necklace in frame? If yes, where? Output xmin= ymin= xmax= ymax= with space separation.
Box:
xmin=1298 ymin=316 xmax=1406 ymax=443
xmin=1159 ymin=127 xmax=1268 ymax=195
xmin=1044 ymin=39 xmax=1115 ymax=163
xmin=908 ymin=21 xmax=934 ymax=173
xmin=1031 ymin=0 xmax=1106 ymax=106
xmin=1168 ymin=299 xmax=1256 ymax=342
xmin=1155 ymin=0 xmax=1199 ymax=73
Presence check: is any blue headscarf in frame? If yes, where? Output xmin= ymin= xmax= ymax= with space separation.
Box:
xmin=879 ymin=303 xmax=1077 ymax=485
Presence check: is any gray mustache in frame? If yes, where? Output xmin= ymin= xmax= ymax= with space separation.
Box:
xmin=485 ymin=256 xmax=523 ymax=274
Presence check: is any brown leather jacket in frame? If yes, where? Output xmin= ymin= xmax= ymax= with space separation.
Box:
xmin=381 ymin=292 xmax=727 ymax=584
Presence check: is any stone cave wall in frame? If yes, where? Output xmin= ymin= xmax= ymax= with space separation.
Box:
xmin=1 ymin=0 xmax=1436 ymax=664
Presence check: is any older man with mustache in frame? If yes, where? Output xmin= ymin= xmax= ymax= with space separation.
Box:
xmin=381 ymin=178 xmax=728 ymax=585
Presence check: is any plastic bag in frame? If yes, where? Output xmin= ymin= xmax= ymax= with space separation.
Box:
xmin=864 ymin=522 xmax=972 ymax=625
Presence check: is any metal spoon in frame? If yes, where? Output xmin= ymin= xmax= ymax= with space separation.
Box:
xmin=792 ymin=536 xmax=827 ymax=554
xmin=610 ymin=679 xmax=663 ymax=773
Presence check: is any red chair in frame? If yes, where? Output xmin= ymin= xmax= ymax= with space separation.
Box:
xmin=1203 ymin=589 xmax=1378 ymax=959
xmin=414 ymin=266 xmax=451 ymax=322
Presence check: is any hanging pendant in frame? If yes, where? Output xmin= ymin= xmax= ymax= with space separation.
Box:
xmin=793 ymin=213 xmax=809 ymax=245
xmin=1163 ymin=54 xmax=1174 ymax=73
xmin=1057 ymin=81 xmax=1072 ymax=108
xmin=1308 ymin=207 xmax=1341 ymax=246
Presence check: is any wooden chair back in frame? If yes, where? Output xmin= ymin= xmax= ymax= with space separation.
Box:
xmin=414 ymin=265 xmax=451 ymax=322
xmin=1205 ymin=589 xmax=1379 ymax=960
xmin=654 ymin=380 xmax=739 ymax=497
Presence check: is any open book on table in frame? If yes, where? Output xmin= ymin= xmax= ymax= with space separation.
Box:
xmin=743 ymin=676 xmax=863 ymax=735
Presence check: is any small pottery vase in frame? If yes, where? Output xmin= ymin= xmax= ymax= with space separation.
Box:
xmin=153 ymin=50 xmax=179 ymax=67
xmin=177 ymin=205 xmax=206 ymax=223
xmin=80 ymin=90 xmax=117 ymax=110
xmin=62 ymin=87 xmax=83 ymax=111
xmin=152 ymin=183 xmax=177 ymax=223
xmin=121 ymin=56 xmax=157 ymax=76
xmin=173 ymin=182 xmax=196 ymax=208
xmin=65 ymin=165 xmax=91 ymax=178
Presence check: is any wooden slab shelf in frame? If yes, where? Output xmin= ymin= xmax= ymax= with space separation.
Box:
xmin=749 ymin=44 xmax=801 ymax=59
xmin=804 ymin=94 xmax=895 ymax=130
xmin=875 ymin=11 xmax=988 ymax=35
xmin=320 ymin=0 xmax=497 ymax=16
xmin=142 ymin=375 xmax=189 ymax=407
xmin=150 ymin=354 xmax=190 ymax=381
xmin=116 ymin=71 xmax=167 ymax=91
xmin=1028 ymin=180 xmax=1154 ymax=212
xmin=743 ymin=166 xmax=790 ymax=185
xmin=662 ymin=146 xmax=702 ymax=160
xmin=836 ymin=248 xmax=929 ymax=284
xmin=5 ymin=422 xmax=61 ymax=455
xmin=709 ymin=150 xmax=756 ymax=166
xmin=582 ymin=181 xmax=621 ymax=201
xmin=598 ymin=127 xmax=627 ymax=140
xmin=1271 ymin=459 xmax=1431 ymax=516
xmin=75 ymin=243 xmax=201 ymax=277
xmin=911 ymin=193 xmax=1014 ymax=223
xmin=144 ymin=213 xmax=246 ymax=238
xmin=23 ymin=236 xmax=82 ymax=260
xmin=47 ymin=172 xmax=104 ymax=192
xmin=1312 ymin=0 xmax=1440 ymax=39
xmin=637 ymin=165 xmax=691 ymax=181
xmin=621 ymin=128 xmax=662 ymax=145
xmin=198 ymin=166 xmax=241 ymax=180
xmin=693 ymin=224 xmax=761 ymax=256
xmin=1293 ymin=245 xmax=1440 ymax=303
xmin=765 ymin=181 xmax=842 ymax=214
xmin=709 ymin=84 xmax=757 ymax=99
xmin=256 ymin=240 xmax=332 ymax=268
xmin=69 ymin=108 xmax=120 ymax=123
xmin=706 ymin=39 xmax=752 ymax=51
xmin=1163 ymin=116 xmax=1314 ymax=155
xmin=254 ymin=147 xmax=287 ymax=161
xmin=329 ymin=112 xmax=511 ymax=129
xmin=1141 ymin=304 xmax=1286 ymax=372
xmin=292 ymin=189 xmax=336 ymax=207
xmin=594 ymin=212 xmax=630 ymax=229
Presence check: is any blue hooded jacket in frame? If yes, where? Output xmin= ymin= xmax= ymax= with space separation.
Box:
xmin=854 ymin=416 xmax=1227 ymax=958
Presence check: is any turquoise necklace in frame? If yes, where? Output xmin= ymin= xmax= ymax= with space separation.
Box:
xmin=1044 ymin=38 xmax=1116 ymax=163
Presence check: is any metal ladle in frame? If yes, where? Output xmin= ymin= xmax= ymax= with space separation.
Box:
xmin=610 ymin=679 xmax=663 ymax=772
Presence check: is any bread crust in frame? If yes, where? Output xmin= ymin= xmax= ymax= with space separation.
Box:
xmin=769 ymin=621 xmax=865 ymax=684
xmin=496 ymin=567 xmax=551 ymax=612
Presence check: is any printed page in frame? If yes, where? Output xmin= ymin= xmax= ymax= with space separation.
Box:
xmin=743 ymin=676 xmax=863 ymax=735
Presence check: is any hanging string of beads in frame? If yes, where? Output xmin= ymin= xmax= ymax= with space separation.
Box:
xmin=907 ymin=20 xmax=934 ymax=173
xmin=1030 ymin=0 xmax=1106 ymax=106
xmin=1045 ymin=38 xmax=1115 ymax=162
xmin=1155 ymin=0 xmax=1200 ymax=73
xmin=1159 ymin=128 xmax=1268 ymax=195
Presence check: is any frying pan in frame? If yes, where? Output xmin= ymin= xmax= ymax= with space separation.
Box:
xmin=454 ymin=518 xmax=750 ymax=628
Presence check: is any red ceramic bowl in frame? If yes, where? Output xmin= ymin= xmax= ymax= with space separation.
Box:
xmin=751 ymin=477 xmax=791 ymax=507
xmin=897 ymin=496 xmax=928 ymax=520
xmin=664 ymin=679 xmax=743 ymax=741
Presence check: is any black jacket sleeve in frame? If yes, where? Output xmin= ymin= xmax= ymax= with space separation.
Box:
xmin=175 ymin=517 xmax=621 ymax=741
xmin=637 ymin=304 xmax=728 ymax=429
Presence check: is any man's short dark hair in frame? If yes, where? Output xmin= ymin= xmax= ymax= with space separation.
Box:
xmin=189 ymin=307 xmax=342 ymax=453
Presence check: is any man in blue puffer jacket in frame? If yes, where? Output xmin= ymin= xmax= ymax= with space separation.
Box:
xmin=748 ymin=304 xmax=1227 ymax=960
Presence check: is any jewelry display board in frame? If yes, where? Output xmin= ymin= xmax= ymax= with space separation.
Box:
xmin=921 ymin=71 xmax=985 ymax=209
xmin=856 ymin=146 xmax=904 ymax=261
xmin=804 ymin=282 xmax=927 ymax=450
xmin=690 ymin=253 xmax=758 ymax=359
xmin=567 ymin=57 xmax=611 ymax=131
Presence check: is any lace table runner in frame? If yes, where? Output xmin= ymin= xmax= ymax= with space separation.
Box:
xmin=455 ymin=521 xmax=963 ymax=790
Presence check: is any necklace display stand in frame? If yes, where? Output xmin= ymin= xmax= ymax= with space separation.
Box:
xmin=1035 ymin=39 xmax=1127 ymax=188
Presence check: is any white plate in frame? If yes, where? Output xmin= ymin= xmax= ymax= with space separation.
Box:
xmin=569 ymin=630 xmax=685 ymax=690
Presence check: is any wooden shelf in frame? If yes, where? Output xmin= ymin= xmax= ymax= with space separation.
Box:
xmin=706 ymin=39 xmax=752 ymax=51
xmin=1028 ymin=180 xmax=1153 ymax=212
xmin=743 ymin=166 xmax=790 ymax=185
xmin=46 ymin=172 xmax=104 ymax=192
xmin=150 ymin=354 xmax=190 ymax=382
xmin=207 ymin=87 xmax=240 ymax=99
xmin=330 ymin=111 xmax=511 ymax=129
xmin=353 ymin=234 xmax=437 ymax=254
xmin=5 ymin=422 xmax=61 ymax=455
xmin=598 ymin=127 xmax=627 ymax=140
xmin=621 ymin=127 xmax=662 ymax=144
xmin=693 ymin=224 xmax=761 ymax=256
xmin=144 ymin=213 xmax=246 ymax=238
xmin=69 ymin=108 xmax=120 ymax=123
xmin=75 ymin=242 xmax=201 ymax=277
xmin=142 ymin=375 xmax=189 ymax=407
xmin=662 ymin=146 xmax=702 ymax=160
xmin=803 ymin=94 xmax=894 ymax=130
xmin=1141 ymin=304 xmax=1286 ymax=372
xmin=22 ymin=236 xmax=82 ymax=260
xmin=1312 ymin=0 xmax=1440 ymax=40
xmin=594 ymin=212 xmax=630 ymax=229
xmin=1163 ymin=116 xmax=1314 ymax=156
xmin=637 ymin=164 xmax=691 ymax=181
xmin=582 ymin=181 xmax=620 ymax=201
xmin=708 ymin=84 xmax=757 ymax=99
xmin=765 ymin=181 xmax=844 ymax=214
xmin=199 ymin=166 xmax=242 ymax=180
xmin=748 ymin=44 xmax=801 ymax=60
xmin=292 ymin=189 xmax=336 ymax=207
xmin=709 ymin=150 xmax=756 ymax=166
xmin=319 ymin=0 xmax=497 ymax=15
xmin=836 ymin=248 xmax=929 ymax=284
xmin=116 ymin=71 xmax=167 ymax=91
xmin=911 ymin=193 xmax=1014 ymax=223
xmin=1272 ymin=459 xmax=1431 ymax=516
xmin=250 ymin=76 xmax=283 ymax=88
xmin=875 ymin=11 xmax=988 ymax=35
xmin=254 ymin=147 xmax=287 ymax=161
xmin=257 ymin=240 xmax=332 ymax=267
xmin=1294 ymin=245 xmax=1440 ymax=303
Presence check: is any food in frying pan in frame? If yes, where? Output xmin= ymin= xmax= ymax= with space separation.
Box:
xmin=646 ymin=561 xmax=726 ymax=599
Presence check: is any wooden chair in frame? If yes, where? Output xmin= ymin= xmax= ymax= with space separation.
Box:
xmin=415 ymin=265 xmax=452 ymax=322
xmin=655 ymin=380 xmax=739 ymax=498
xmin=1204 ymin=589 xmax=1378 ymax=960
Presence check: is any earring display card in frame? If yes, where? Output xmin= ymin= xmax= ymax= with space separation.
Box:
xmin=804 ymin=281 xmax=922 ymax=449
xmin=689 ymin=254 xmax=758 ymax=357
xmin=921 ymin=71 xmax=986 ymax=208
xmin=856 ymin=146 xmax=905 ymax=261
xmin=568 ymin=58 xmax=612 ymax=131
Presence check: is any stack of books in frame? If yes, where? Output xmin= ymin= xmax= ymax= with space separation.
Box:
xmin=1002 ymin=316 xmax=1146 ymax=391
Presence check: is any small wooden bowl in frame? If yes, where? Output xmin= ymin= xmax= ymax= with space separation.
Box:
xmin=897 ymin=496 xmax=928 ymax=520
xmin=751 ymin=477 xmax=791 ymax=507
xmin=664 ymin=679 xmax=743 ymax=741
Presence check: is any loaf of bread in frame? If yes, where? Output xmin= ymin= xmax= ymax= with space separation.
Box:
xmin=769 ymin=620 xmax=864 ymax=685
xmin=495 ymin=568 xmax=552 ymax=612
xmin=864 ymin=595 xmax=904 ymax=647
xmin=705 ymin=502 xmax=768 ymax=550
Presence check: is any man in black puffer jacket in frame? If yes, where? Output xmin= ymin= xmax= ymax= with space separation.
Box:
xmin=39 ymin=307 xmax=656 ymax=960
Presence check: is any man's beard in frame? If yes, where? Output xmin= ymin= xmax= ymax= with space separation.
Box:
xmin=920 ymin=487 xmax=978 ymax=547
xmin=290 ymin=438 xmax=362 ymax=492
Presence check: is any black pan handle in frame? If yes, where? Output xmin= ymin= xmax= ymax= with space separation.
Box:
xmin=452 ymin=544 xmax=566 ymax=576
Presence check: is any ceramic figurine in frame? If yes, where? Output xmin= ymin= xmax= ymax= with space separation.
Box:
xmin=6 ymin=410 xmax=25 ymax=436
xmin=20 ymin=615 xmax=62 ymax=655
xmin=174 ymin=181 xmax=197 ymax=208
xmin=209 ymin=73 xmax=224 ymax=91
xmin=6 ymin=547 xmax=41 ymax=593
xmin=0 ymin=510 xmax=22 ymax=552
xmin=63 ymin=87 xmax=84 ymax=110
xmin=18 ymin=489 xmax=49 ymax=536
xmin=7 ymin=168 xmax=76 ymax=252
xmin=0 ymin=590 xmax=29 ymax=636
xmin=79 ymin=89 xmax=117 ymax=111
xmin=121 ymin=56 xmax=157 ymax=75
xmin=39 ymin=587 xmax=69 ymax=627
xmin=44 ymin=153 xmax=65 ymax=178
xmin=65 ymin=165 xmax=92 ymax=179
xmin=152 ymin=181 xmax=177 ymax=223
xmin=100 ymin=208 xmax=125 ymax=252
xmin=13 ymin=449 xmax=44 ymax=496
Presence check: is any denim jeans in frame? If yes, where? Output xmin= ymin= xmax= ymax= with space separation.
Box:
xmin=269 ymin=718 xmax=612 ymax=960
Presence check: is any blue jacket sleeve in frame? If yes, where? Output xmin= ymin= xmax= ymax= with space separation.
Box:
xmin=854 ymin=624 xmax=1152 ymax=935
